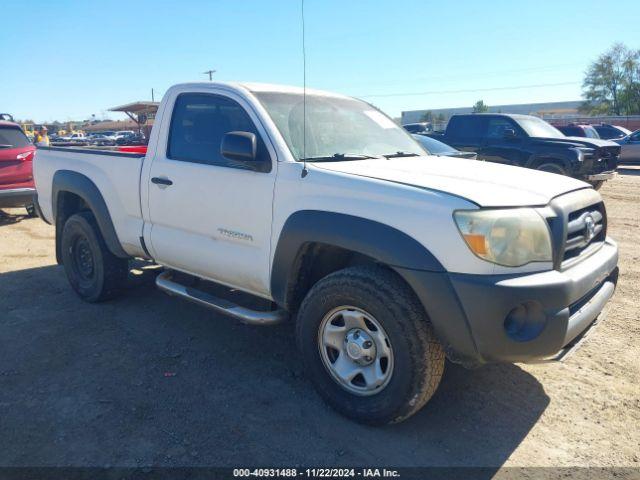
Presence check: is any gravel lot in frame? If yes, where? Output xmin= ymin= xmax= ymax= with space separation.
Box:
xmin=0 ymin=171 xmax=638 ymax=471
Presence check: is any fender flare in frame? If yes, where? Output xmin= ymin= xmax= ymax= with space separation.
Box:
xmin=270 ymin=210 xmax=445 ymax=308
xmin=52 ymin=170 xmax=129 ymax=260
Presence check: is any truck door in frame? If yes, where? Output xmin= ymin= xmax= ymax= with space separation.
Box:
xmin=144 ymin=90 xmax=277 ymax=298
xmin=478 ymin=116 xmax=526 ymax=166
xmin=444 ymin=116 xmax=485 ymax=154
xmin=620 ymin=130 xmax=640 ymax=163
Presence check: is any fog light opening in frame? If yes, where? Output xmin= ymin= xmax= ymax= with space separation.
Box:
xmin=504 ymin=301 xmax=547 ymax=342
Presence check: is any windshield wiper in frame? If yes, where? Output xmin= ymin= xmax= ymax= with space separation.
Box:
xmin=383 ymin=151 xmax=420 ymax=159
xmin=300 ymin=153 xmax=381 ymax=162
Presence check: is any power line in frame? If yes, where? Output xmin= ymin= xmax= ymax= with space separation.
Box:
xmin=358 ymin=81 xmax=581 ymax=98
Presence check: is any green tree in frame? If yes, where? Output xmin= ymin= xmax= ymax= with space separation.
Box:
xmin=582 ymin=43 xmax=640 ymax=115
xmin=472 ymin=100 xmax=489 ymax=113
xmin=420 ymin=110 xmax=433 ymax=122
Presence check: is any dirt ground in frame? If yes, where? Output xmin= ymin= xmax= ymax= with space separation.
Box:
xmin=0 ymin=171 xmax=638 ymax=473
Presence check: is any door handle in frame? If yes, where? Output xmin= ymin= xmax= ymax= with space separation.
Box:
xmin=151 ymin=177 xmax=173 ymax=186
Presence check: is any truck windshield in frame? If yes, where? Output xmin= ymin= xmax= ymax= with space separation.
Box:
xmin=516 ymin=116 xmax=565 ymax=139
xmin=254 ymin=92 xmax=423 ymax=161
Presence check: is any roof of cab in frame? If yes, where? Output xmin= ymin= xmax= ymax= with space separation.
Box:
xmin=170 ymin=81 xmax=351 ymax=99
xmin=0 ymin=120 xmax=21 ymax=128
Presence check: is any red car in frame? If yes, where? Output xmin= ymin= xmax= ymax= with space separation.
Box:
xmin=0 ymin=120 xmax=37 ymax=216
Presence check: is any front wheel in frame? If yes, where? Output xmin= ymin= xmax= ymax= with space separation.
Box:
xmin=536 ymin=162 xmax=567 ymax=176
xmin=296 ymin=265 xmax=445 ymax=425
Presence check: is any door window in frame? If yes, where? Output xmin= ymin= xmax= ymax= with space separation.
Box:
xmin=486 ymin=118 xmax=519 ymax=139
xmin=167 ymin=93 xmax=270 ymax=170
xmin=446 ymin=116 xmax=486 ymax=144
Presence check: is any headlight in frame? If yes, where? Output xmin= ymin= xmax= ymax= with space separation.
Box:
xmin=453 ymin=208 xmax=552 ymax=267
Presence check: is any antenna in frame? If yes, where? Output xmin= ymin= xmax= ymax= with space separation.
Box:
xmin=300 ymin=0 xmax=308 ymax=178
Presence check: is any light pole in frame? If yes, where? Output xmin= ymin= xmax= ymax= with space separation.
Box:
xmin=203 ymin=69 xmax=217 ymax=81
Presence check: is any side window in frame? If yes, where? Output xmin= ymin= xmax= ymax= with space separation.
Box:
xmin=486 ymin=118 xmax=518 ymax=139
xmin=561 ymin=126 xmax=581 ymax=137
xmin=447 ymin=116 xmax=486 ymax=144
xmin=167 ymin=93 xmax=270 ymax=169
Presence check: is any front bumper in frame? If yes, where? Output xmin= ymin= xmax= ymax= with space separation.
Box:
xmin=398 ymin=238 xmax=618 ymax=366
xmin=0 ymin=187 xmax=36 ymax=208
xmin=586 ymin=172 xmax=616 ymax=181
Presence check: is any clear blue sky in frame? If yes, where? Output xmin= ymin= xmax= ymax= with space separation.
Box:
xmin=1 ymin=0 xmax=638 ymax=122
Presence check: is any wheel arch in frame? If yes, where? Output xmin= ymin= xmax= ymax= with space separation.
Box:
xmin=526 ymin=154 xmax=572 ymax=172
xmin=270 ymin=210 xmax=445 ymax=313
xmin=52 ymin=170 xmax=128 ymax=263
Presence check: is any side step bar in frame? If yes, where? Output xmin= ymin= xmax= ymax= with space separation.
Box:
xmin=156 ymin=271 xmax=288 ymax=326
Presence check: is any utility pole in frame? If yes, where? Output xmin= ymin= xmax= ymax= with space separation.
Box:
xmin=202 ymin=69 xmax=217 ymax=81
xmin=151 ymin=88 xmax=155 ymax=102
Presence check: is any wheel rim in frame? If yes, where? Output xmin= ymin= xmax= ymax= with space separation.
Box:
xmin=317 ymin=306 xmax=394 ymax=396
xmin=71 ymin=235 xmax=95 ymax=282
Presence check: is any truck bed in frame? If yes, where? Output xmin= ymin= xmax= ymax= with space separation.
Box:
xmin=34 ymin=146 xmax=146 ymax=256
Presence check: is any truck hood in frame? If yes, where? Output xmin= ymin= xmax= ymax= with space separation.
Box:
xmin=532 ymin=136 xmax=620 ymax=150
xmin=311 ymin=156 xmax=589 ymax=207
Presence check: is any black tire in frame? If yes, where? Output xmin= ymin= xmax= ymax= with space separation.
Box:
xmin=25 ymin=204 xmax=38 ymax=218
xmin=296 ymin=265 xmax=444 ymax=425
xmin=61 ymin=211 xmax=128 ymax=302
xmin=536 ymin=162 xmax=567 ymax=176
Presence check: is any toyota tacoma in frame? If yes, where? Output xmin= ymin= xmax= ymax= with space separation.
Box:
xmin=34 ymin=82 xmax=618 ymax=424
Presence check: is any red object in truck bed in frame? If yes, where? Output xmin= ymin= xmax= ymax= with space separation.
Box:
xmin=117 ymin=145 xmax=148 ymax=154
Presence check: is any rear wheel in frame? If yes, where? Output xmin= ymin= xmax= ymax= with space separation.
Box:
xmin=536 ymin=162 xmax=567 ymax=176
xmin=25 ymin=204 xmax=38 ymax=218
xmin=61 ymin=211 xmax=128 ymax=302
xmin=296 ymin=265 xmax=445 ymax=425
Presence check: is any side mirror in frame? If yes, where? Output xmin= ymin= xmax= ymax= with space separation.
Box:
xmin=503 ymin=128 xmax=517 ymax=138
xmin=221 ymin=131 xmax=257 ymax=162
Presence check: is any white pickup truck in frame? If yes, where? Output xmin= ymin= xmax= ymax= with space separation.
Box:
xmin=34 ymin=82 xmax=619 ymax=425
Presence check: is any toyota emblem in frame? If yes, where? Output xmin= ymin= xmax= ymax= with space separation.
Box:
xmin=584 ymin=214 xmax=596 ymax=241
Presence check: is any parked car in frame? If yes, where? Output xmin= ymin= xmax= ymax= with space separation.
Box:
xmin=592 ymin=124 xmax=632 ymax=140
xmin=412 ymin=134 xmax=477 ymax=159
xmin=403 ymin=122 xmax=431 ymax=134
xmin=114 ymin=130 xmax=136 ymax=140
xmin=615 ymin=129 xmax=640 ymax=164
xmin=0 ymin=120 xmax=37 ymax=216
xmin=556 ymin=123 xmax=601 ymax=139
xmin=34 ymin=82 xmax=618 ymax=425
xmin=428 ymin=114 xmax=619 ymax=188
xmin=60 ymin=132 xmax=88 ymax=144
xmin=89 ymin=133 xmax=116 ymax=146
xmin=115 ymin=132 xmax=145 ymax=146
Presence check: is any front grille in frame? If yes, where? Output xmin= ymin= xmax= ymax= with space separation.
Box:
xmin=597 ymin=146 xmax=620 ymax=171
xmin=562 ymin=202 xmax=606 ymax=264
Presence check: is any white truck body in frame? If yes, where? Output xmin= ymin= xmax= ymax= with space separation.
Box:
xmin=34 ymin=81 xmax=619 ymax=424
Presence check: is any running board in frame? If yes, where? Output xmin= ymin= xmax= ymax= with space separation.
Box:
xmin=155 ymin=271 xmax=288 ymax=326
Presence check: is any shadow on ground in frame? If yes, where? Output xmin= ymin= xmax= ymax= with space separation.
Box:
xmin=0 ymin=209 xmax=28 ymax=226
xmin=0 ymin=264 xmax=549 ymax=470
